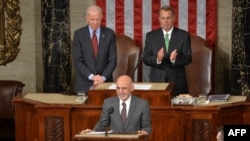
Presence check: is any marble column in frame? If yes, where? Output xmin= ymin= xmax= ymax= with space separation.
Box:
xmin=0 ymin=0 xmax=5 ymax=60
xmin=231 ymin=0 xmax=250 ymax=95
xmin=42 ymin=0 xmax=72 ymax=93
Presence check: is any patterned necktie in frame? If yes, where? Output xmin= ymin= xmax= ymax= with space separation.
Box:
xmin=92 ymin=31 xmax=98 ymax=57
xmin=165 ymin=33 xmax=169 ymax=52
xmin=121 ymin=102 xmax=127 ymax=126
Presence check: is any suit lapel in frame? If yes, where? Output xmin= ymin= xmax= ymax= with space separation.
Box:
xmin=125 ymin=96 xmax=136 ymax=128
xmin=81 ymin=26 xmax=97 ymax=62
xmin=156 ymin=27 xmax=178 ymax=53
xmin=96 ymin=27 xmax=106 ymax=61
xmin=112 ymin=97 xmax=124 ymax=131
xmin=168 ymin=27 xmax=178 ymax=52
xmin=154 ymin=28 xmax=166 ymax=53
xmin=156 ymin=28 xmax=165 ymax=48
xmin=112 ymin=96 xmax=137 ymax=131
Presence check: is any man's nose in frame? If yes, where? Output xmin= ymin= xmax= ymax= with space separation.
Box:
xmin=94 ymin=20 xmax=99 ymax=24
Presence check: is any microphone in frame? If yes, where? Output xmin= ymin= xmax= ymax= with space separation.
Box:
xmin=131 ymin=53 xmax=143 ymax=80
xmin=105 ymin=106 xmax=114 ymax=136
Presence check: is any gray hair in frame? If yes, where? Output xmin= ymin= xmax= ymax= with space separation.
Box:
xmin=86 ymin=5 xmax=102 ymax=17
xmin=159 ymin=5 xmax=175 ymax=16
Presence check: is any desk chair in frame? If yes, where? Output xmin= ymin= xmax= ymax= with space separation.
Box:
xmin=113 ymin=34 xmax=140 ymax=82
xmin=185 ymin=35 xmax=213 ymax=97
xmin=0 ymin=80 xmax=25 ymax=141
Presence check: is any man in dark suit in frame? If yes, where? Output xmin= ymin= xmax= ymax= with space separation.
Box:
xmin=81 ymin=75 xmax=151 ymax=135
xmin=143 ymin=5 xmax=192 ymax=97
xmin=73 ymin=5 xmax=117 ymax=94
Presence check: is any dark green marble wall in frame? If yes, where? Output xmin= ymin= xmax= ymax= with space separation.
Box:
xmin=231 ymin=0 xmax=250 ymax=95
xmin=42 ymin=0 xmax=72 ymax=93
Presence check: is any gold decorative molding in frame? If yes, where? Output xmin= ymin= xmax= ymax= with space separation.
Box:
xmin=0 ymin=0 xmax=22 ymax=65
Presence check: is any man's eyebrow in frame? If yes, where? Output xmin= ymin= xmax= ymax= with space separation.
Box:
xmin=117 ymin=86 xmax=126 ymax=88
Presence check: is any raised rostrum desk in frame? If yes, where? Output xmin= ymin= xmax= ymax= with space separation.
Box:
xmin=12 ymin=90 xmax=250 ymax=141
xmin=72 ymin=133 xmax=147 ymax=141
xmin=87 ymin=82 xmax=173 ymax=106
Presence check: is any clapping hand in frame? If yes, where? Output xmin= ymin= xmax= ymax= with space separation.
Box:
xmin=157 ymin=47 xmax=165 ymax=62
xmin=170 ymin=49 xmax=177 ymax=61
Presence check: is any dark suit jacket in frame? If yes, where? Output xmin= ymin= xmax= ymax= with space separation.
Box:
xmin=73 ymin=25 xmax=117 ymax=93
xmin=143 ymin=27 xmax=192 ymax=97
xmin=93 ymin=95 xmax=151 ymax=134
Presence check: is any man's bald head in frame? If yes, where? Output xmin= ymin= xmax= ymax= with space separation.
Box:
xmin=116 ymin=75 xmax=134 ymax=101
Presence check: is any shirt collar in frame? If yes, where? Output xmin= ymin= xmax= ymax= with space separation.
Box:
xmin=88 ymin=26 xmax=101 ymax=34
xmin=120 ymin=95 xmax=132 ymax=105
xmin=162 ymin=27 xmax=174 ymax=37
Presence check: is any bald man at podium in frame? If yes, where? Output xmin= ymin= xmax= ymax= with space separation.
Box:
xmin=81 ymin=75 xmax=151 ymax=135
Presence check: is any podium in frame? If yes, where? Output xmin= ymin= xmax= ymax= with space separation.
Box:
xmin=72 ymin=133 xmax=148 ymax=141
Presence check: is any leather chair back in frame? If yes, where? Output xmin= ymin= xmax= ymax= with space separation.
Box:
xmin=185 ymin=35 xmax=212 ymax=97
xmin=0 ymin=80 xmax=25 ymax=119
xmin=113 ymin=34 xmax=140 ymax=81
xmin=0 ymin=80 xmax=24 ymax=140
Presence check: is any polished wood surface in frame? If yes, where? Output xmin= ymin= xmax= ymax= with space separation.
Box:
xmin=72 ymin=133 xmax=148 ymax=141
xmin=12 ymin=93 xmax=250 ymax=141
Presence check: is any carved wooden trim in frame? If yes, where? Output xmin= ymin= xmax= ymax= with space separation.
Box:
xmin=0 ymin=0 xmax=22 ymax=65
xmin=192 ymin=119 xmax=210 ymax=141
xmin=45 ymin=116 xmax=64 ymax=141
